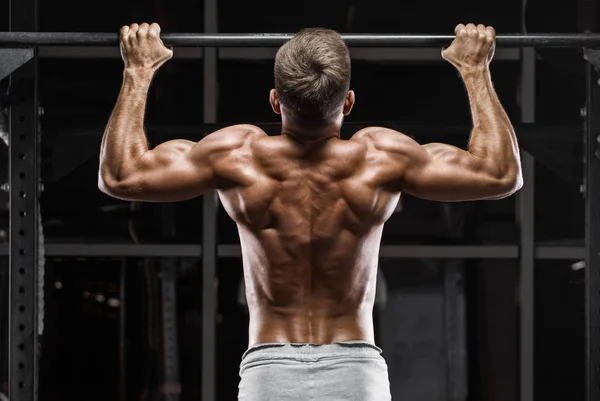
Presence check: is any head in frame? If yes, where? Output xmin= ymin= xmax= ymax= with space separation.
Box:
xmin=270 ymin=28 xmax=355 ymax=128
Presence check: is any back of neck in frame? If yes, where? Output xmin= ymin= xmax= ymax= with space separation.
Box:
xmin=281 ymin=119 xmax=341 ymax=148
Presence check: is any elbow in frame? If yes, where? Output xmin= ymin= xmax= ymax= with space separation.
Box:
xmin=480 ymin=153 xmax=523 ymax=199
xmin=512 ymin=171 xmax=524 ymax=192
xmin=98 ymin=172 xmax=120 ymax=197
xmin=98 ymin=176 xmax=116 ymax=197
xmin=490 ymin=170 xmax=523 ymax=199
xmin=98 ymin=171 xmax=136 ymax=200
xmin=505 ymin=160 xmax=525 ymax=194
xmin=502 ymin=172 xmax=524 ymax=195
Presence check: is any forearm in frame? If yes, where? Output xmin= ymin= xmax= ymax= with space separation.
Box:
xmin=99 ymin=69 xmax=153 ymax=183
xmin=462 ymin=68 xmax=520 ymax=179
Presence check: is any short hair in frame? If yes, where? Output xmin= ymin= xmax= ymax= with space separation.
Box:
xmin=274 ymin=28 xmax=351 ymax=123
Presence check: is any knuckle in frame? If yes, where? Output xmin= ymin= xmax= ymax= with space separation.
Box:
xmin=150 ymin=24 xmax=161 ymax=35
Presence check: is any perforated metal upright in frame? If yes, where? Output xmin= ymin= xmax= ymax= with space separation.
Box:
xmin=584 ymin=61 xmax=600 ymax=401
xmin=578 ymin=0 xmax=600 ymax=397
xmin=8 ymin=0 xmax=40 ymax=399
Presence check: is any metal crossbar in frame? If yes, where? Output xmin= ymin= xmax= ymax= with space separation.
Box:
xmin=0 ymin=32 xmax=599 ymax=47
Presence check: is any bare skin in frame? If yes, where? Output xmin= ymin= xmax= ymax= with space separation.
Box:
xmin=99 ymin=23 xmax=522 ymax=346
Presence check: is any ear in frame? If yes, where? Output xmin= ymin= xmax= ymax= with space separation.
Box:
xmin=270 ymin=89 xmax=281 ymax=115
xmin=343 ymin=90 xmax=355 ymax=116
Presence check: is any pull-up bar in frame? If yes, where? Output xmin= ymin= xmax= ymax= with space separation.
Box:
xmin=0 ymin=32 xmax=599 ymax=47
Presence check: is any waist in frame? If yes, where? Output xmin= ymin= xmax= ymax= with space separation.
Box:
xmin=248 ymin=311 xmax=375 ymax=345
xmin=241 ymin=341 xmax=383 ymax=365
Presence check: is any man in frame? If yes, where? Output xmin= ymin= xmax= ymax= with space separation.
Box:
xmin=99 ymin=22 xmax=522 ymax=400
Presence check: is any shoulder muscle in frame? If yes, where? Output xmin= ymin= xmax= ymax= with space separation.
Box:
xmin=192 ymin=124 xmax=267 ymax=188
xmin=350 ymin=127 xmax=428 ymax=189
xmin=194 ymin=124 xmax=266 ymax=158
xmin=352 ymin=127 xmax=422 ymax=157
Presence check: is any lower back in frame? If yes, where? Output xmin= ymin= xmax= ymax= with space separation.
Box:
xmin=239 ymin=225 xmax=382 ymax=345
xmin=248 ymin=308 xmax=376 ymax=345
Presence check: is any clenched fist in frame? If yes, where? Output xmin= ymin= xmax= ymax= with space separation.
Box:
xmin=120 ymin=23 xmax=173 ymax=71
xmin=442 ymin=23 xmax=496 ymax=72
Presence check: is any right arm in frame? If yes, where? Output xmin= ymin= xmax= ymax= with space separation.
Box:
xmin=97 ymin=23 xmax=263 ymax=202
xmin=364 ymin=23 xmax=522 ymax=202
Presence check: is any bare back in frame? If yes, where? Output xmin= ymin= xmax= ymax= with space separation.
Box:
xmin=216 ymin=130 xmax=400 ymax=345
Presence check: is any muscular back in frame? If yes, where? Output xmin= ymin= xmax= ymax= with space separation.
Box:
xmin=215 ymin=128 xmax=400 ymax=345
xmin=100 ymin=115 xmax=519 ymax=344
xmin=97 ymin=20 xmax=522 ymax=346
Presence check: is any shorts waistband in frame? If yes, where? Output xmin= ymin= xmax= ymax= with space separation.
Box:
xmin=241 ymin=341 xmax=383 ymax=365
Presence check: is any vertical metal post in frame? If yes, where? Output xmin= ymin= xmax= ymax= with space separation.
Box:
xmin=443 ymin=260 xmax=467 ymax=401
xmin=518 ymin=42 xmax=536 ymax=401
xmin=119 ymin=258 xmax=127 ymax=401
xmin=584 ymin=62 xmax=600 ymax=401
xmin=579 ymin=0 xmax=600 ymax=395
xmin=8 ymin=0 xmax=39 ymax=399
xmin=202 ymin=0 xmax=219 ymax=399
xmin=161 ymin=258 xmax=181 ymax=400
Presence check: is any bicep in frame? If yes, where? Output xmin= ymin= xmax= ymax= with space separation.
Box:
xmin=401 ymin=143 xmax=510 ymax=201
xmin=112 ymin=139 xmax=215 ymax=202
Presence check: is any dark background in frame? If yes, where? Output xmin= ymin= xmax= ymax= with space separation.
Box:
xmin=0 ymin=0 xmax=597 ymax=400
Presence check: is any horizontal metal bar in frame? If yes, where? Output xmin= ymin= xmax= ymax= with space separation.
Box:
xmin=39 ymin=46 xmax=199 ymax=59
xmin=0 ymin=243 xmax=585 ymax=259
xmin=218 ymin=245 xmax=242 ymax=257
xmin=37 ymin=47 xmax=521 ymax=62
xmin=220 ymin=245 xmax=585 ymax=259
xmin=2 ymin=33 xmax=600 ymax=48
xmin=379 ymin=245 xmax=519 ymax=258
xmin=535 ymin=245 xmax=584 ymax=260
xmin=220 ymin=48 xmax=522 ymax=62
xmin=0 ymin=243 xmax=202 ymax=257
